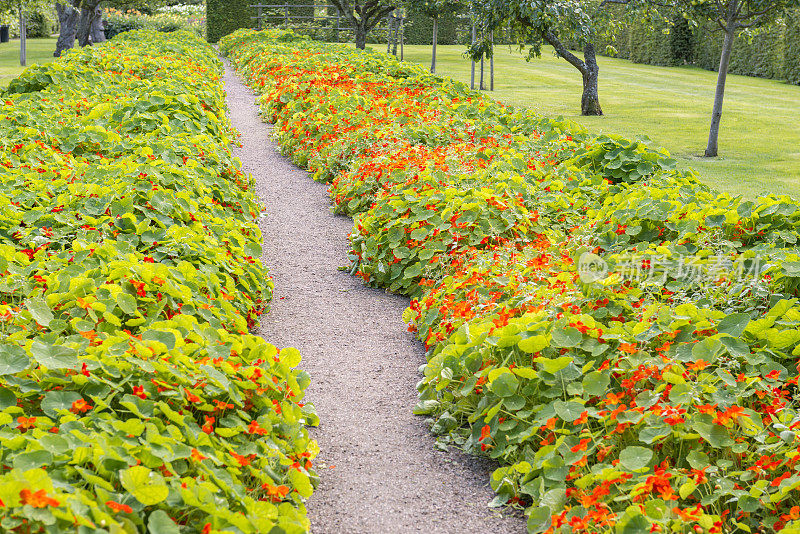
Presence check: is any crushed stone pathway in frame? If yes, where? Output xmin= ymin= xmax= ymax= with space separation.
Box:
xmin=224 ymin=63 xmax=525 ymax=534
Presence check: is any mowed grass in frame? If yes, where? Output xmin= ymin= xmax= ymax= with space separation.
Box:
xmin=0 ymin=38 xmax=57 ymax=88
xmin=400 ymin=44 xmax=800 ymax=200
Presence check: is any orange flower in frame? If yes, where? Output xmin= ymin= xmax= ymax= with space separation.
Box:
xmin=202 ymin=416 xmax=215 ymax=434
xmin=570 ymin=438 xmax=591 ymax=453
xmin=695 ymin=403 xmax=718 ymax=415
xmin=79 ymin=330 xmax=97 ymax=341
xmin=202 ymin=524 xmax=212 ymax=534
xmin=687 ymin=360 xmax=709 ymax=371
xmin=231 ymin=452 xmax=251 ymax=466
xmin=191 ymin=448 xmax=207 ymax=461
xmin=71 ymin=399 xmax=92 ymax=413
xmin=619 ymin=343 xmax=637 ymax=354
xmin=20 ymin=489 xmax=59 ymax=508
xmin=106 ymin=500 xmax=133 ymax=513
xmin=574 ymin=410 xmax=589 ymax=425
xmin=603 ymin=392 xmax=625 ymax=406
xmin=15 ymin=416 xmax=36 ymax=432
xmin=248 ymin=420 xmax=268 ymax=435
xmin=262 ymin=483 xmax=290 ymax=503
xmin=185 ymin=389 xmax=201 ymax=403
xmin=480 ymin=424 xmax=491 ymax=441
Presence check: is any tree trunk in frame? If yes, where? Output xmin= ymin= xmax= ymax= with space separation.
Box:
xmin=581 ymin=42 xmax=602 ymax=116
xmin=90 ymin=7 xmax=106 ymax=43
xmin=354 ymin=25 xmax=366 ymax=49
xmin=391 ymin=16 xmax=399 ymax=55
xmin=54 ymin=2 xmax=79 ymax=57
xmin=705 ymin=15 xmax=737 ymax=156
xmin=19 ymin=8 xmax=26 ymax=67
xmin=386 ymin=16 xmax=393 ymax=53
xmin=77 ymin=6 xmax=94 ymax=47
xmin=431 ymin=17 xmax=437 ymax=73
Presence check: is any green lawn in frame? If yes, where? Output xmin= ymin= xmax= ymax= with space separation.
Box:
xmin=0 ymin=38 xmax=57 ymax=88
xmin=401 ymin=44 xmax=800 ymax=200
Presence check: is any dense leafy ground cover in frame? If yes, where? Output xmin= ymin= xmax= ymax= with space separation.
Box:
xmin=0 ymin=31 xmax=316 ymax=533
xmin=401 ymin=44 xmax=800 ymax=201
xmin=223 ymin=28 xmax=800 ymax=534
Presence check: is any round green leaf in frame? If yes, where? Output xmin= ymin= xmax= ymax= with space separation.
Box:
xmin=0 ymin=344 xmax=30 ymax=376
xmin=121 ymin=466 xmax=169 ymax=506
xmin=619 ymin=446 xmax=653 ymax=471
xmin=148 ymin=510 xmax=180 ymax=534
xmin=489 ymin=371 xmax=519 ymax=397
xmin=41 ymin=391 xmax=81 ymax=417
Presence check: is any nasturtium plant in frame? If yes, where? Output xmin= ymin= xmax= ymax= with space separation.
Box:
xmin=1 ymin=30 xmax=317 ymax=534
xmin=222 ymin=28 xmax=800 ymax=534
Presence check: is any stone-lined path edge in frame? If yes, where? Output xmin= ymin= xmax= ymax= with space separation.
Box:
xmin=223 ymin=62 xmax=526 ymax=534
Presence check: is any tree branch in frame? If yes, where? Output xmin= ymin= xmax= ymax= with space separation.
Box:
xmin=541 ymin=30 xmax=587 ymax=74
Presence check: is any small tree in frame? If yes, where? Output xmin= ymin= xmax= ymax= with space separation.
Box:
xmin=674 ymin=0 xmax=800 ymax=157
xmin=408 ymin=0 xmax=461 ymax=73
xmin=469 ymin=0 xmax=622 ymax=116
xmin=0 ymin=0 xmax=52 ymax=65
xmin=329 ymin=0 xmax=400 ymax=49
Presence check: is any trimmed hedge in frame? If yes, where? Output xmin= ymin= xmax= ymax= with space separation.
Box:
xmin=207 ymin=0 xmax=252 ymax=42
xmin=404 ymin=10 xmax=461 ymax=46
xmin=603 ymin=11 xmax=800 ymax=85
xmin=787 ymin=9 xmax=800 ymax=84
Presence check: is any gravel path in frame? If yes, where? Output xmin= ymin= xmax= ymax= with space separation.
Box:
xmin=224 ymin=64 xmax=525 ymax=534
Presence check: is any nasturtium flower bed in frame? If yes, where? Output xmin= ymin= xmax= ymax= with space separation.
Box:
xmin=223 ymin=28 xmax=800 ymax=533
xmin=0 ymin=31 xmax=317 ymax=533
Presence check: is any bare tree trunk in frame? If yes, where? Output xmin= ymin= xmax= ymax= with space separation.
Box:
xmin=55 ymin=2 xmax=79 ymax=57
xmin=354 ymin=25 xmax=366 ymax=49
xmin=386 ymin=16 xmax=393 ymax=53
xmin=77 ymin=6 xmax=93 ymax=47
xmin=431 ymin=17 xmax=438 ymax=73
xmin=391 ymin=16 xmax=399 ymax=55
xmin=90 ymin=6 xmax=106 ymax=43
xmin=19 ymin=8 xmax=26 ymax=67
xmin=581 ymin=43 xmax=602 ymax=115
xmin=705 ymin=16 xmax=737 ymax=156
xmin=470 ymin=22 xmax=476 ymax=89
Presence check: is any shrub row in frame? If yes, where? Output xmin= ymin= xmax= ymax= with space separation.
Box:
xmin=601 ymin=9 xmax=800 ymax=85
xmin=224 ymin=28 xmax=800 ymax=533
xmin=0 ymin=30 xmax=316 ymax=533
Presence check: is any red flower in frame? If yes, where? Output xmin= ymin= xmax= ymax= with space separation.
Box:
xmin=132 ymin=385 xmax=147 ymax=400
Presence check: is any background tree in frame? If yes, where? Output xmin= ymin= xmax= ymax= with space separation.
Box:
xmin=408 ymin=0 xmax=461 ymax=72
xmin=55 ymin=0 xmax=163 ymax=56
xmin=329 ymin=0 xmax=400 ymax=49
xmin=469 ymin=0 xmax=625 ymax=116
xmin=0 ymin=0 xmax=53 ymax=64
xmin=670 ymin=0 xmax=800 ymax=157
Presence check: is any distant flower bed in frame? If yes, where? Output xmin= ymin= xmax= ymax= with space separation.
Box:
xmin=103 ymin=5 xmax=205 ymax=40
